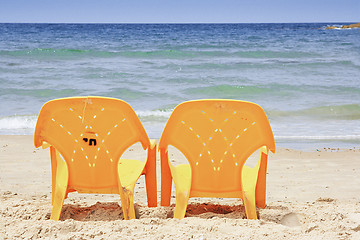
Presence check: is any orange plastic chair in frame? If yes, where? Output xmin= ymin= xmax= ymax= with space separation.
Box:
xmin=34 ymin=96 xmax=157 ymax=220
xmin=159 ymin=99 xmax=275 ymax=220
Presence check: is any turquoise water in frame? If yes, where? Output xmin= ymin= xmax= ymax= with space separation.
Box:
xmin=0 ymin=23 xmax=359 ymax=149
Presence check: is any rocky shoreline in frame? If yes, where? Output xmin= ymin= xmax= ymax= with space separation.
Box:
xmin=326 ymin=22 xmax=360 ymax=29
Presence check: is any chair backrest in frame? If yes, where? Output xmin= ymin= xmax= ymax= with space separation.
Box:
xmin=159 ymin=99 xmax=275 ymax=194
xmin=34 ymin=97 xmax=150 ymax=190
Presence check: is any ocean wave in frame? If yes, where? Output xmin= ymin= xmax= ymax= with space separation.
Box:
xmin=152 ymin=58 xmax=360 ymax=72
xmin=0 ymin=111 xmax=172 ymax=133
xmin=296 ymin=60 xmax=360 ymax=68
xmin=136 ymin=110 xmax=171 ymax=119
xmin=0 ymin=48 xmax=92 ymax=57
xmin=231 ymin=50 xmax=319 ymax=59
xmin=0 ymin=48 xmax=320 ymax=60
xmin=0 ymin=115 xmax=37 ymax=131
xmin=0 ymin=88 xmax=81 ymax=98
xmin=0 ymin=48 xmax=192 ymax=59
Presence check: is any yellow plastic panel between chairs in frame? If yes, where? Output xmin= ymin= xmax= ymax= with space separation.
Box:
xmin=34 ymin=97 xmax=157 ymax=220
xmin=159 ymin=99 xmax=275 ymax=220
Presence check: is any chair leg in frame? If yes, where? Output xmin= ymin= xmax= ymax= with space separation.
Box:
xmin=145 ymin=140 xmax=157 ymax=207
xmin=242 ymin=165 xmax=258 ymax=220
xmin=50 ymin=184 xmax=67 ymax=220
xmin=50 ymin=155 xmax=68 ymax=221
xmin=173 ymin=191 xmax=190 ymax=220
xmin=171 ymin=164 xmax=192 ymax=219
xmin=119 ymin=185 xmax=136 ymax=220
xmin=49 ymin=147 xmax=58 ymax=205
xmin=126 ymin=188 xmax=136 ymax=219
xmin=160 ymin=149 xmax=172 ymax=206
xmin=255 ymin=151 xmax=268 ymax=208
xmin=243 ymin=189 xmax=257 ymax=220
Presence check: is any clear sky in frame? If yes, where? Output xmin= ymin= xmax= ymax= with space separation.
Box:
xmin=0 ymin=0 xmax=359 ymax=23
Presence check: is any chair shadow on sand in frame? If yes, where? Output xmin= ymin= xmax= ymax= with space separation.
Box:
xmin=53 ymin=202 xmax=125 ymax=221
xmin=50 ymin=202 xmax=251 ymax=221
xmin=49 ymin=201 xmax=301 ymax=229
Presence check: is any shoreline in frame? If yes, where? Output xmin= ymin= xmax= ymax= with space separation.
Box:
xmin=1 ymin=135 xmax=360 ymax=239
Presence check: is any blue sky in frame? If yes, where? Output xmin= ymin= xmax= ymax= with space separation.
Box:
xmin=0 ymin=0 xmax=359 ymax=23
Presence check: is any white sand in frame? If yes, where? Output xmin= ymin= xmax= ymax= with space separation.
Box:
xmin=1 ymin=135 xmax=360 ymax=239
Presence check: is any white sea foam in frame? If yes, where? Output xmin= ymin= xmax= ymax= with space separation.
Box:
xmin=136 ymin=110 xmax=172 ymax=118
xmin=0 ymin=115 xmax=37 ymax=130
xmin=0 ymin=111 xmax=172 ymax=135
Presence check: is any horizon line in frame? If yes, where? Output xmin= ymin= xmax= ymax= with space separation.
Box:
xmin=0 ymin=21 xmax=358 ymax=24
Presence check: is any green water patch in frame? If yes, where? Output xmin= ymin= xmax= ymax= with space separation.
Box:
xmin=269 ymin=104 xmax=360 ymax=120
xmin=0 ymin=48 xmax=321 ymax=60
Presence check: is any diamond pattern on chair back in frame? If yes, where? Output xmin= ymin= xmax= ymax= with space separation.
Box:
xmin=159 ymin=100 xmax=275 ymax=193
xmin=34 ymin=97 xmax=150 ymax=190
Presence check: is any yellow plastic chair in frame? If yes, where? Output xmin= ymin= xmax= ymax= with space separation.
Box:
xmin=159 ymin=99 xmax=275 ymax=220
xmin=34 ymin=97 xmax=157 ymax=220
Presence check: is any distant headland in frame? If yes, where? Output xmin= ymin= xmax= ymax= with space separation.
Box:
xmin=325 ymin=23 xmax=360 ymax=29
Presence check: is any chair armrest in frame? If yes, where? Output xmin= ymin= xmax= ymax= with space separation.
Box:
xmin=260 ymin=146 xmax=269 ymax=155
xmin=42 ymin=141 xmax=51 ymax=149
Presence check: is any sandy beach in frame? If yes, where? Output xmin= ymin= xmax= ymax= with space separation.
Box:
xmin=1 ymin=135 xmax=360 ymax=239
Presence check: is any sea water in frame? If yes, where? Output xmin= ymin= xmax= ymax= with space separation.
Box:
xmin=0 ymin=23 xmax=359 ymax=150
